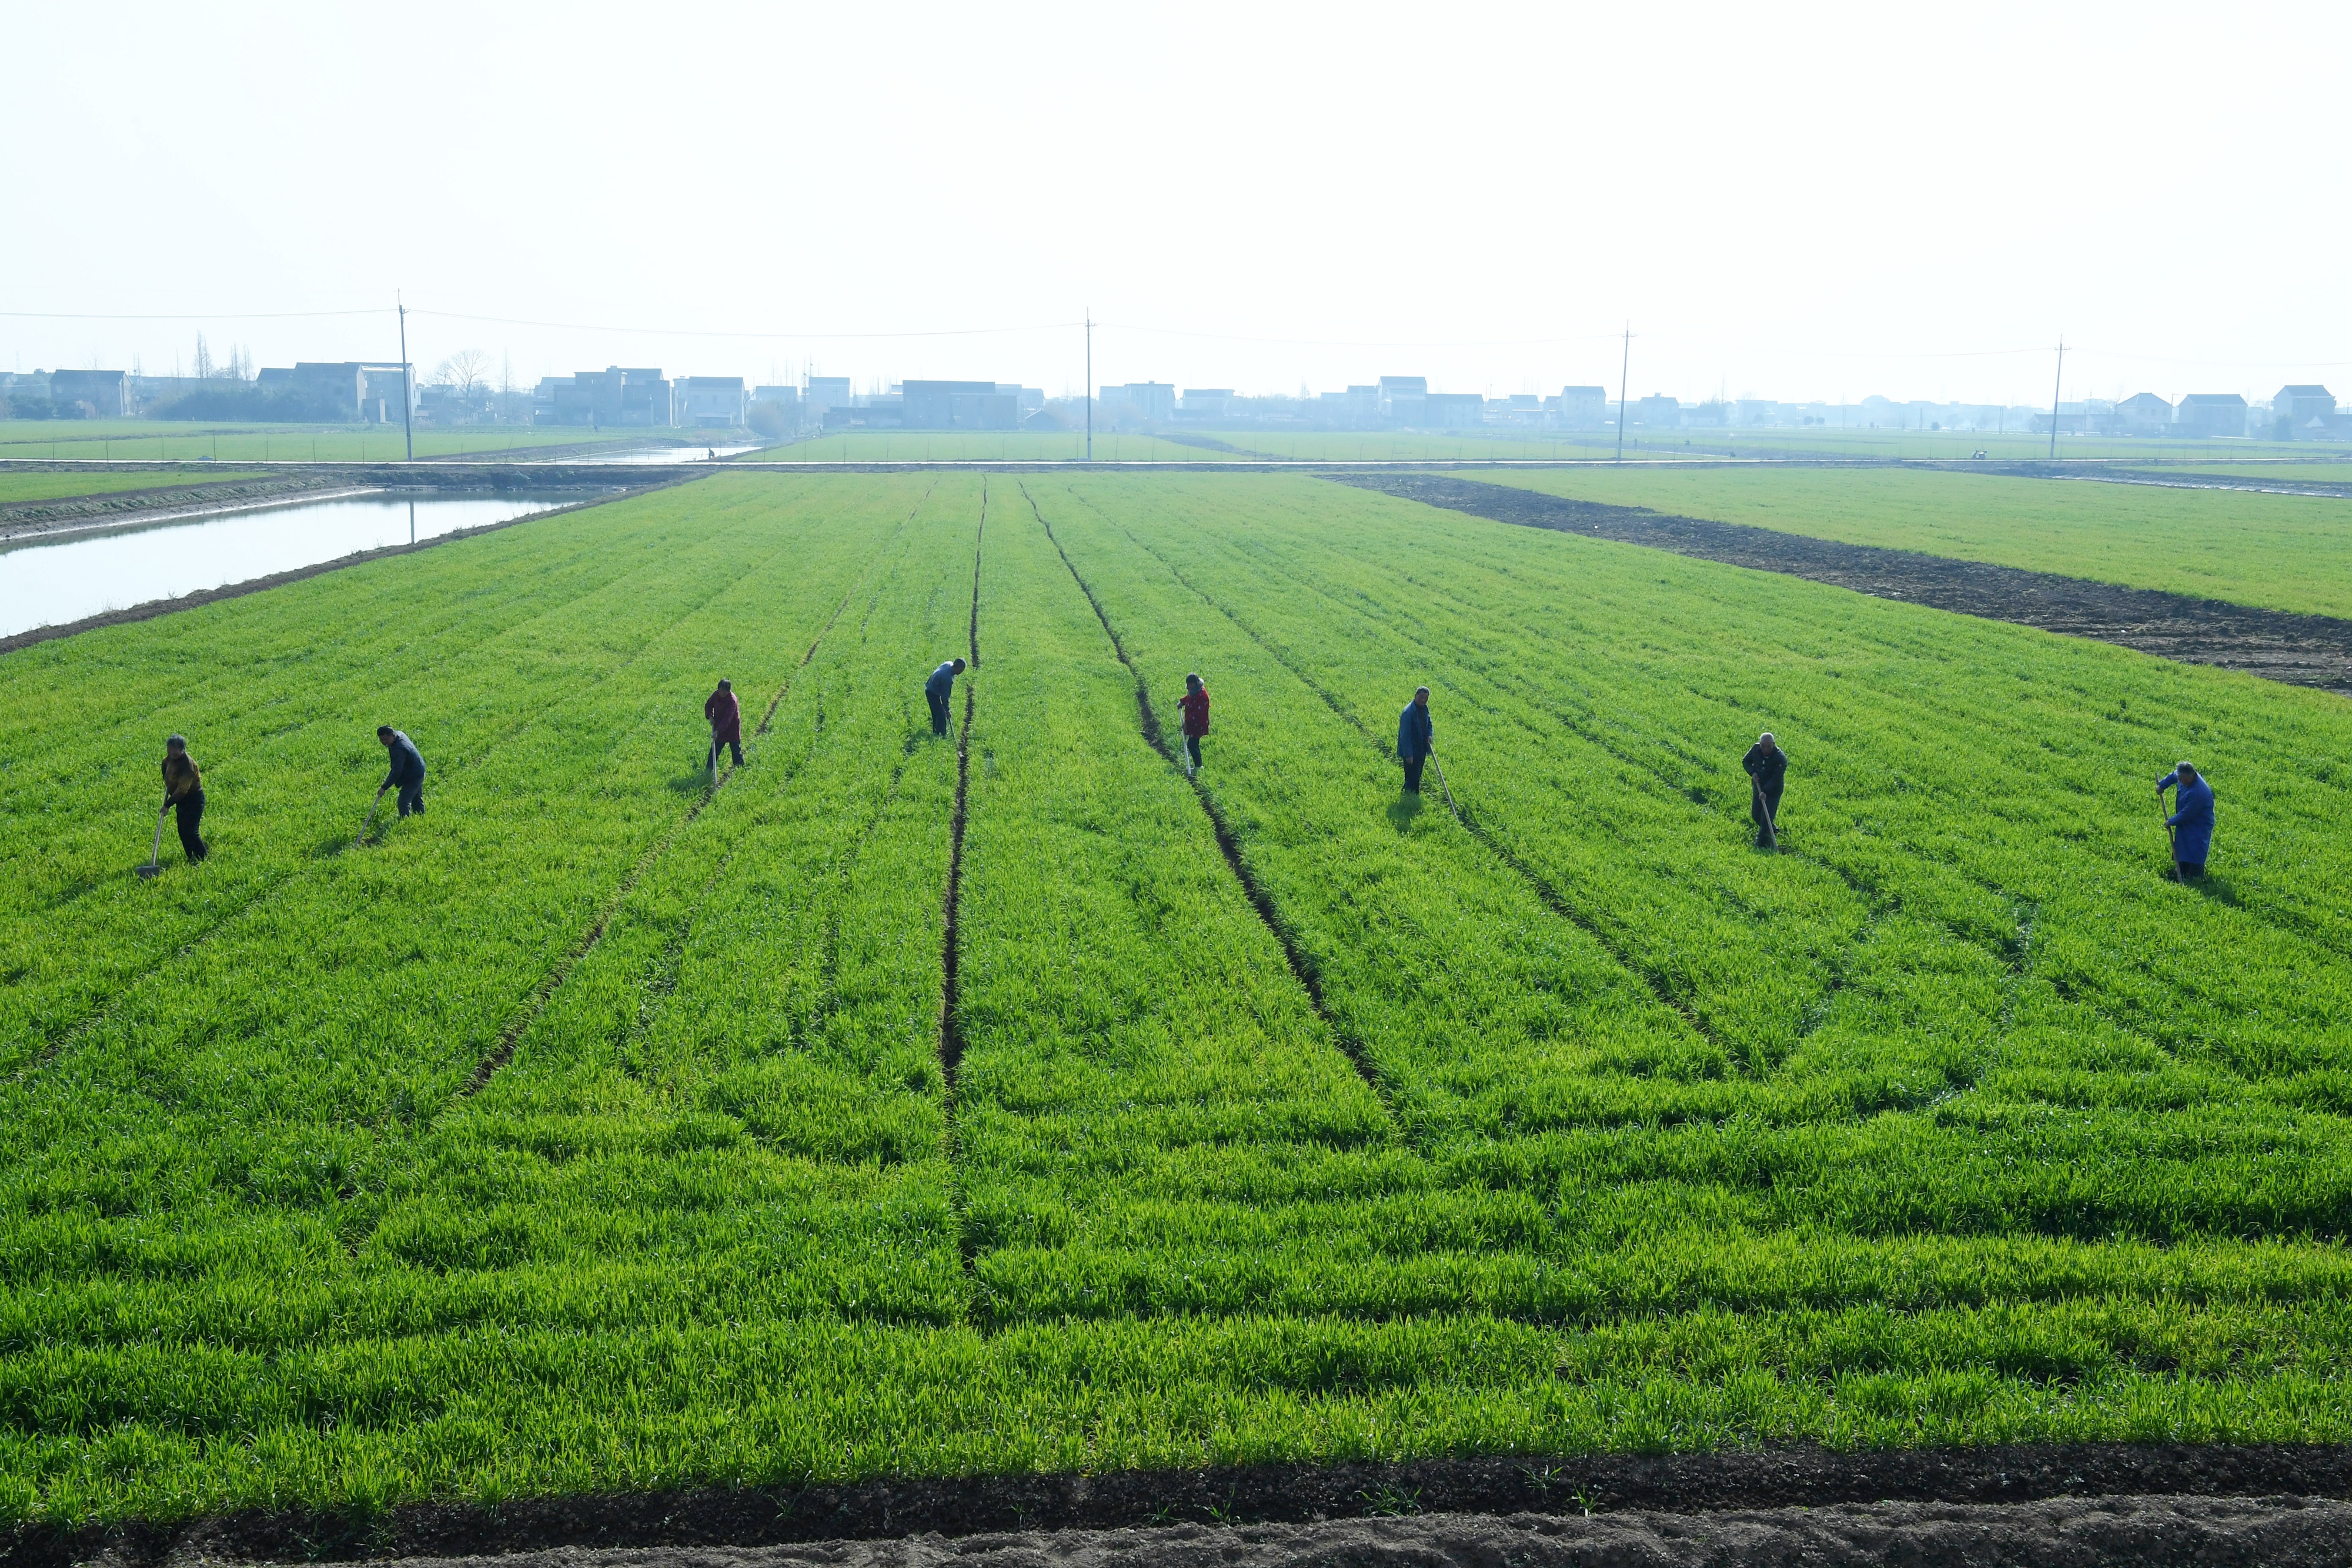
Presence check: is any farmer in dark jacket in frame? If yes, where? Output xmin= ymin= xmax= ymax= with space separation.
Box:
xmin=377 ymin=726 xmax=427 ymax=818
xmin=704 ymin=678 xmax=743 ymax=770
xmin=926 ymin=657 xmax=966 ymax=737
xmin=2157 ymin=761 xmax=2214 ymax=878
xmin=1396 ymin=686 xmax=1434 ymax=794
xmin=1177 ymin=673 xmax=1210 ymax=775
xmin=1743 ymin=731 xmax=1788 ymax=844
xmin=161 ymin=734 xmax=208 ymax=863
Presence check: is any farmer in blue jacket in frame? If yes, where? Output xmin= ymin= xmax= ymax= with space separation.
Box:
xmin=1396 ymin=686 xmax=1434 ymax=794
xmin=925 ymin=657 xmax=966 ymax=737
xmin=376 ymin=726 xmax=427 ymax=818
xmin=2157 ymin=761 xmax=2214 ymax=878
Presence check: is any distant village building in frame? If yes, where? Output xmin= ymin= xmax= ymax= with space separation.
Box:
xmin=1377 ymin=376 xmax=1427 ymax=424
xmin=2273 ymin=385 xmax=2336 ymax=440
xmin=1558 ymin=387 xmax=1609 ymax=429
xmin=1425 ymin=392 xmax=1484 ymax=428
xmin=2174 ymin=393 xmax=2247 ymax=439
xmin=1634 ymin=394 xmax=1681 ymax=429
xmin=1178 ymin=389 xmax=1235 ymax=419
xmin=1100 ymin=382 xmax=1177 ymax=420
xmin=677 ymin=376 xmax=749 ymax=427
xmin=278 ymin=362 xmax=413 ymax=423
xmin=537 ymin=367 xmax=673 ymax=427
xmin=2113 ymin=393 xmax=2174 ymax=436
xmin=46 ymin=369 xmax=129 ymax=418
xmin=901 ymin=379 xmax=1018 ymax=430
xmin=1317 ymin=385 xmax=1380 ymax=427
xmin=803 ymin=377 xmax=851 ymax=416
xmin=45 ymin=369 xmax=129 ymax=416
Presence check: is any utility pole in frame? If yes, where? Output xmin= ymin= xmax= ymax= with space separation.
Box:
xmin=397 ymin=291 xmax=415 ymax=462
xmin=1614 ymin=323 xmax=1631 ymax=463
xmin=2047 ymin=337 xmax=2064 ymax=460
xmin=1084 ymin=308 xmax=1093 ymax=462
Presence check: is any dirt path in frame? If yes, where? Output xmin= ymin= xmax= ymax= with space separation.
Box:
xmin=166 ymin=1496 xmax=2351 ymax=1568
xmin=1338 ymin=473 xmax=2352 ymax=696
xmin=28 ymin=1446 xmax=2352 ymax=1567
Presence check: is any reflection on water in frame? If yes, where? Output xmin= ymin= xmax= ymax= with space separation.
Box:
xmin=561 ymin=444 xmax=759 ymax=464
xmin=0 ymin=491 xmax=583 ymax=639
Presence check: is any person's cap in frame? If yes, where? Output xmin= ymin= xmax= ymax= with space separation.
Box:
xmin=377 ymin=725 xmax=395 ymax=738
xmin=166 ymin=733 xmax=187 ymax=749
xmin=2178 ymin=760 xmax=2197 ymax=775
xmin=718 ymin=678 xmax=731 ymax=689
xmin=953 ymin=657 xmax=967 ymax=670
xmin=1415 ymin=685 xmax=1431 ymax=697
xmin=1760 ymin=731 xmax=1775 ymax=744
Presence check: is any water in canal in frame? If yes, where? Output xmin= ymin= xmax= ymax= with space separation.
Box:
xmin=0 ymin=490 xmax=582 ymax=640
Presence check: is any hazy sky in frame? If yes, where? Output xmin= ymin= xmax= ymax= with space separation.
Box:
xmin=9 ymin=1 xmax=2347 ymax=406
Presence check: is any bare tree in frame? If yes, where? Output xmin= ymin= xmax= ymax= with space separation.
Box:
xmin=432 ymin=349 xmax=493 ymax=402
xmin=192 ymin=333 xmax=213 ymax=380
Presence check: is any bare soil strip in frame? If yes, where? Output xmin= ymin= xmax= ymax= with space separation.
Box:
xmin=1337 ymin=472 xmax=2352 ymax=696
xmin=25 ymin=1446 xmax=2352 ymax=1566
xmin=212 ymin=1496 xmax=2352 ymax=1568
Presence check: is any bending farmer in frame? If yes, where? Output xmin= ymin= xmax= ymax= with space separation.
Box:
xmin=926 ymin=657 xmax=967 ymax=737
xmin=704 ymin=678 xmax=743 ymax=769
xmin=377 ymin=726 xmax=427 ymax=818
xmin=1743 ymin=731 xmax=1788 ymax=845
xmin=2157 ymin=761 xmax=2214 ymax=879
xmin=161 ymin=734 xmax=208 ymax=863
xmin=1397 ymin=686 xmax=1434 ymax=794
xmin=1177 ymin=673 xmax=1210 ymax=775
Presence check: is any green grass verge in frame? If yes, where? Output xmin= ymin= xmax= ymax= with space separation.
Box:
xmin=0 ymin=422 xmax=650 ymax=463
xmin=0 ymin=469 xmax=274 ymax=506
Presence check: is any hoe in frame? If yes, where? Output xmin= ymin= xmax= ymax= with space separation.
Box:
xmin=136 ymin=805 xmax=168 ymax=880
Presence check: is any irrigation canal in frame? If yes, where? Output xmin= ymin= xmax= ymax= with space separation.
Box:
xmin=0 ymin=490 xmax=578 ymax=641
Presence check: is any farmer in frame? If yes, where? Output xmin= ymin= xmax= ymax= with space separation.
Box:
xmin=2157 ymin=761 xmax=2214 ymax=879
xmin=704 ymin=678 xmax=743 ymax=769
xmin=376 ymin=726 xmax=427 ymax=818
xmin=1396 ymin=686 xmax=1434 ymax=794
xmin=926 ymin=657 xmax=967 ymax=737
xmin=161 ymin=734 xmax=208 ymax=863
xmin=1177 ymin=672 xmax=1210 ymax=775
xmin=1742 ymin=731 xmax=1788 ymax=845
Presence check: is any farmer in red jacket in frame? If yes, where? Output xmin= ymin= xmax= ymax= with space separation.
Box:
xmin=704 ymin=678 xmax=743 ymax=771
xmin=1177 ymin=672 xmax=1210 ymax=777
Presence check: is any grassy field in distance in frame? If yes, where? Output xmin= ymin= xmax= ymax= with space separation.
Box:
xmin=1183 ymin=430 xmax=1621 ymax=462
xmin=0 ymin=420 xmax=653 ymax=463
xmin=1668 ymin=429 xmax=2314 ymax=463
xmin=0 ymin=467 xmax=273 ymax=505
xmin=744 ymin=432 xmax=1230 ymax=462
xmin=1469 ymin=464 xmax=2352 ymax=620
xmin=4 ymin=467 xmax=2351 ymax=1524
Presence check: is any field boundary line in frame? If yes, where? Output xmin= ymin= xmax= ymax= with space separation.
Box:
xmin=1064 ymin=486 xmax=1716 ymax=1052
xmin=1018 ymin=482 xmax=1396 ymax=1108
xmin=940 ymin=482 xmax=984 ymax=1288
